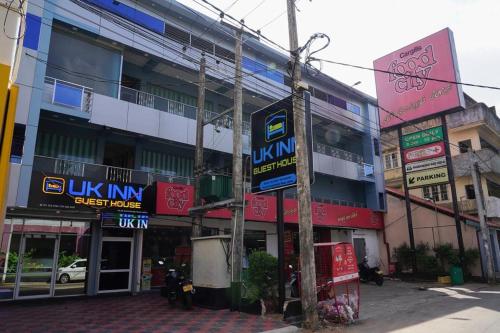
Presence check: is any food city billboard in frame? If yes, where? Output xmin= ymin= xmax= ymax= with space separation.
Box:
xmin=403 ymin=141 xmax=445 ymax=164
xmin=374 ymin=28 xmax=465 ymax=129
xmin=406 ymin=166 xmax=449 ymax=189
xmin=28 ymin=171 xmax=145 ymax=211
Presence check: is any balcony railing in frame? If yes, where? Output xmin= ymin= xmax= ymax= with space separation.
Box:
xmin=33 ymin=155 xmax=193 ymax=185
xmin=120 ymin=86 xmax=251 ymax=135
xmin=43 ymin=77 xmax=93 ymax=114
xmin=313 ymin=142 xmax=364 ymax=164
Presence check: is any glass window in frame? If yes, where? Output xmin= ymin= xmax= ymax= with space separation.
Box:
xmin=373 ymin=138 xmax=380 ymax=156
xmin=10 ymin=124 xmax=25 ymax=163
xmin=465 ymin=185 xmax=476 ymax=199
xmin=46 ymin=27 xmax=121 ymax=97
xmin=439 ymin=184 xmax=449 ymax=201
xmin=458 ymin=140 xmax=472 ymax=154
xmin=422 ymin=186 xmax=430 ymax=199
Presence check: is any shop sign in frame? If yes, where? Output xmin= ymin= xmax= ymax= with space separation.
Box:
xmin=251 ymin=96 xmax=297 ymax=193
xmin=401 ymin=126 xmax=444 ymax=149
xmin=374 ymin=28 xmax=465 ymax=129
xmin=406 ymin=166 xmax=449 ymax=189
xmin=153 ymin=182 xmax=383 ymax=229
xmin=101 ymin=212 xmax=149 ymax=229
xmin=405 ymin=156 xmax=447 ymax=173
xmin=156 ymin=182 xmax=194 ymax=215
xmin=330 ymin=243 xmax=358 ymax=279
xmin=403 ymin=141 xmax=445 ymax=163
xmin=28 ymin=172 xmax=144 ymax=211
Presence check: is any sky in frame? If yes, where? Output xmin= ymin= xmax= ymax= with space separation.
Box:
xmin=177 ymin=0 xmax=500 ymax=113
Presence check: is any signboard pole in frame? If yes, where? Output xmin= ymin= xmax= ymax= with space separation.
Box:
xmin=276 ymin=189 xmax=285 ymax=312
xmin=398 ymin=126 xmax=418 ymax=273
xmin=441 ymin=115 xmax=465 ymax=266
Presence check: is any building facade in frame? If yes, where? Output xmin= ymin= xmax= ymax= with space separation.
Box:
xmin=0 ymin=0 xmax=385 ymax=300
xmin=382 ymin=97 xmax=500 ymax=277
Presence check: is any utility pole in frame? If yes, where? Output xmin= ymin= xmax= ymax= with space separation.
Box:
xmin=192 ymin=56 xmax=206 ymax=239
xmin=230 ymin=27 xmax=244 ymax=311
xmin=470 ymin=151 xmax=495 ymax=284
xmin=286 ymin=0 xmax=318 ymax=329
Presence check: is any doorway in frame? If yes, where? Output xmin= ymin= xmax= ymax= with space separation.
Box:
xmin=353 ymin=238 xmax=367 ymax=262
xmin=15 ymin=234 xmax=58 ymax=299
xmin=98 ymin=237 xmax=134 ymax=293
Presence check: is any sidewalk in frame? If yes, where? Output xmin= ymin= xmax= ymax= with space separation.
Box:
xmin=0 ymin=293 xmax=290 ymax=333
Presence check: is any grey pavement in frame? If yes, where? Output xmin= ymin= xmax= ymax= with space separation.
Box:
xmin=341 ymin=280 xmax=500 ymax=333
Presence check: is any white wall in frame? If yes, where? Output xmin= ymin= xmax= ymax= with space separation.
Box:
xmin=352 ymin=229 xmax=380 ymax=268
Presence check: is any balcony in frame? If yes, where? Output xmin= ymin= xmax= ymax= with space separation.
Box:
xmin=33 ymin=155 xmax=193 ymax=185
xmin=453 ymin=148 xmax=500 ymax=177
xmin=119 ymin=86 xmax=251 ymax=135
xmin=43 ymin=77 xmax=93 ymax=114
xmin=313 ymin=142 xmax=364 ymax=164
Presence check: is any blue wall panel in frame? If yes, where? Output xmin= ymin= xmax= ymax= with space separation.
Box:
xmin=23 ymin=13 xmax=42 ymax=50
xmin=84 ymin=0 xmax=164 ymax=34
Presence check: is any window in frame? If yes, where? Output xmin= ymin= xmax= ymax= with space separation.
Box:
xmin=214 ymin=45 xmax=235 ymax=63
xmin=373 ymin=138 xmax=380 ymax=156
xmin=384 ymin=152 xmax=399 ymax=169
xmin=378 ymin=192 xmax=385 ymax=210
xmin=10 ymin=124 xmax=25 ymax=163
xmin=465 ymin=185 xmax=476 ymax=199
xmin=164 ymin=23 xmax=190 ymax=45
xmin=191 ymin=35 xmax=214 ymax=54
xmin=422 ymin=184 xmax=449 ymax=202
xmin=313 ymin=87 xmax=328 ymax=102
xmin=458 ymin=140 xmax=472 ymax=154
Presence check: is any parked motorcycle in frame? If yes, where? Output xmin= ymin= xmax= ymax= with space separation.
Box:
xmin=358 ymin=257 xmax=384 ymax=286
xmin=161 ymin=262 xmax=195 ymax=309
xmin=289 ymin=265 xmax=300 ymax=298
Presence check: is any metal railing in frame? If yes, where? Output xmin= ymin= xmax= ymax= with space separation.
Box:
xmin=120 ymin=86 xmax=251 ymax=135
xmin=44 ymin=77 xmax=93 ymax=114
xmin=313 ymin=142 xmax=364 ymax=164
xmin=33 ymin=156 xmax=193 ymax=185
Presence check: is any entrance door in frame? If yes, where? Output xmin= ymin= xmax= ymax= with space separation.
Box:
xmin=98 ymin=237 xmax=134 ymax=293
xmin=15 ymin=234 xmax=58 ymax=299
xmin=353 ymin=238 xmax=366 ymax=263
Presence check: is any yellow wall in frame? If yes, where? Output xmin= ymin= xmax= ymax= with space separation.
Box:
xmin=383 ymin=194 xmax=482 ymax=276
xmin=448 ymin=127 xmax=482 ymax=156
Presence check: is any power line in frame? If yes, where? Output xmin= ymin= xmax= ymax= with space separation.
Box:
xmin=241 ymin=0 xmax=266 ymax=20
xmin=312 ymin=57 xmax=500 ymax=91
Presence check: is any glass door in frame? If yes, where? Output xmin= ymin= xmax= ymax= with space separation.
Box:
xmin=15 ymin=234 xmax=58 ymax=299
xmin=98 ymin=237 xmax=133 ymax=293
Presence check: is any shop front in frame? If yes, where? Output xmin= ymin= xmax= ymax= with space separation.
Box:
xmin=0 ymin=172 xmax=148 ymax=300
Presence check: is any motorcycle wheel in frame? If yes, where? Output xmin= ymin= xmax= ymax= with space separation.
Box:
xmin=375 ymin=276 xmax=384 ymax=286
xmin=183 ymin=293 xmax=193 ymax=310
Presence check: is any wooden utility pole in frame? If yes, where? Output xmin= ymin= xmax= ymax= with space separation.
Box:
xmin=230 ymin=27 xmax=244 ymax=310
xmin=192 ymin=56 xmax=206 ymax=239
xmin=470 ymin=151 xmax=496 ymax=284
xmin=286 ymin=0 xmax=318 ymax=329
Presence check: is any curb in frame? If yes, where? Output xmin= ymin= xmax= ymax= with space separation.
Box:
xmin=260 ymin=326 xmax=300 ymax=333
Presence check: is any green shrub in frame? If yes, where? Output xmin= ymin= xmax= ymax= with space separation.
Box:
xmin=58 ymin=251 xmax=81 ymax=268
xmin=247 ymin=251 xmax=278 ymax=302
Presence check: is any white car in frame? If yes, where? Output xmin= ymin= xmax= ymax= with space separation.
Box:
xmin=57 ymin=259 xmax=87 ymax=284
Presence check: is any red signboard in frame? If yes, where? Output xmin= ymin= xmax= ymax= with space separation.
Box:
xmin=154 ymin=182 xmax=383 ymax=229
xmin=374 ymin=28 xmax=464 ymax=129
xmin=156 ymin=182 xmax=194 ymax=215
xmin=332 ymin=243 xmax=358 ymax=278
xmin=403 ymin=141 xmax=445 ymax=163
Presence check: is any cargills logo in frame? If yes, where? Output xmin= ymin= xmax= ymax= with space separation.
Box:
xmin=265 ymin=109 xmax=287 ymax=142
xmin=42 ymin=177 xmax=65 ymax=195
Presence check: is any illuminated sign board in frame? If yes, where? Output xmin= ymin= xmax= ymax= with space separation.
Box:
xmin=28 ymin=172 xmax=144 ymax=211
xmin=374 ymin=28 xmax=465 ymax=129
xmin=250 ymin=95 xmax=313 ymax=194
xmin=101 ymin=212 xmax=149 ymax=229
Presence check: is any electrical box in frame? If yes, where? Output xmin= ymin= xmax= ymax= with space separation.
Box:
xmin=199 ymin=174 xmax=232 ymax=203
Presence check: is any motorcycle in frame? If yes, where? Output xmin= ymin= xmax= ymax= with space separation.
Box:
xmin=161 ymin=262 xmax=195 ymax=309
xmin=358 ymin=257 xmax=384 ymax=286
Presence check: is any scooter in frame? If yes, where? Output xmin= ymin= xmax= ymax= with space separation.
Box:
xmin=161 ymin=262 xmax=195 ymax=309
xmin=358 ymin=257 xmax=384 ymax=286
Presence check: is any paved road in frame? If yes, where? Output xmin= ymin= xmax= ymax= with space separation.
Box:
xmin=344 ymin=280 xmax=500 ymax=333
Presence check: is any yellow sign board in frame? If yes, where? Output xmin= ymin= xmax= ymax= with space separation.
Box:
xmin=406 ymin=167 xmax=449 ymax=189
